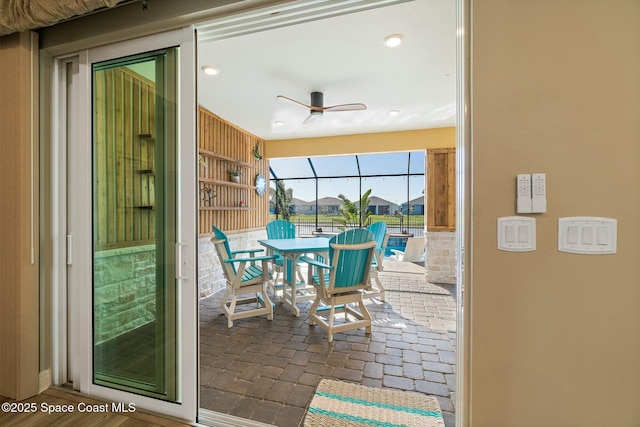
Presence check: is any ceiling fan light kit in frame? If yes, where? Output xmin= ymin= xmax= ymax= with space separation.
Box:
xmin=277 ymin=91 xmax=367 ymax=124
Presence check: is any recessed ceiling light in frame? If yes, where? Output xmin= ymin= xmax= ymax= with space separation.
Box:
xmin=274 ymin=121 xmax=285 ymax=127
xmin=384 ymin=33 xmax=404 ymax=48
xmin=201 ymin=65 xmax=219 ymax=76
xmin=390 ymin=110 xmax=401 ymax=116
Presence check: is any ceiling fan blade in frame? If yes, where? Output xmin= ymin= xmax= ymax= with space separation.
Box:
xmin=324 ymin=103 xmax=367 ymax=112
xmin=277 ymin=95 xmax=313 ymax=110
xmin=303 ymin=111 xmax=323 ymax=124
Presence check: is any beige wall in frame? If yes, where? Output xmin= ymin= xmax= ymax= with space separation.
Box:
xmin=0 ymin=31 xmax=40 ymax=400
xmin=265 ymin=127 xmax=455 ymax=158
xmin=470 ymin=1 xmax=640 ymax=426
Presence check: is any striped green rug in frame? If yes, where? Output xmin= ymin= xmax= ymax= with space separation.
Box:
xmin=304 ymin=379 xmax=445 ymax=427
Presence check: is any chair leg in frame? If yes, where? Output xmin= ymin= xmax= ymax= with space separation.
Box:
xmin=358 ymin=299 xmax=372 ymax=334
xmin=220 ymin=287 xmax=231 ymax=311
xmin=327 ymin=304 xmax=336 ymax=342
xmin=309 ymin=296 xmax=320 ymax=326
xmin=227 ymin=294 xmax=239 ymax=328
xmin=365 ymin=270 xmax=385 ymax=301
xmin=373 ymin=271 xmax=385 ymax=301
xmin=261 ymin=284 xmax=274 ymax=320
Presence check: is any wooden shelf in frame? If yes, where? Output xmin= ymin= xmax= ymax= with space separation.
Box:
xmin=199 ymin=149 xmax=256 ymax=168
xmin=198 ymin=107 xmax=269 ymax=236
xmin=199 ymin=177 xmax=255 ymax=189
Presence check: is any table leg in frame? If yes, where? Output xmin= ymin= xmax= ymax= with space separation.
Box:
xmin=283 ymin=254 xmax=301 ymax=317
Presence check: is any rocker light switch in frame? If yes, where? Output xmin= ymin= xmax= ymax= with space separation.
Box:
xmin=558 ymin=217 xmax=617 ymax=254
xmin=498 ymin=217 xmax=536 ymax=252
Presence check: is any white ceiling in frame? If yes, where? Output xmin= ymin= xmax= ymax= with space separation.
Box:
xmin=195 ymin=0 xmax=456 ymax=141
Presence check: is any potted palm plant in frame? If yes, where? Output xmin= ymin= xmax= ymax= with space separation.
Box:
xmin=229 ymin=166 xmax=242 ymax=183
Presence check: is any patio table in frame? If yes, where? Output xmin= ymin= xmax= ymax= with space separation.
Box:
xmin=258 ymin=237 xmax=330 ymax=317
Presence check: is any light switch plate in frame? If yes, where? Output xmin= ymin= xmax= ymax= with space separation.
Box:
xmin=558 ymin=217 xmax=617 ymax=254
xmin=498 ymin=216 xmax=536 ymax=252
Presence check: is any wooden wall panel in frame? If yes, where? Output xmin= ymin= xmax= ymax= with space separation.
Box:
xmin=198 ymin=107 xmax=269 ymax=235
xmin=93 ymin=67 xmax=155 ymax=249
xmin=0 ymin=31 xmax=39 ymax=400
xmin=427 ymin=148 xmax=456 ymax=231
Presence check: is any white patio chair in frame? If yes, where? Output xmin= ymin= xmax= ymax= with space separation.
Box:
xmin=390 ymin=237 xmax=425 ymax=262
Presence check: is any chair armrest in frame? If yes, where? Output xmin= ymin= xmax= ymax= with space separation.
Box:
xmin=299 ymin=255 xmax=333 ymax=271
xmin=224 ymin=255 xmax=275 ymax=264
xmin=231 ymin=248 xmax=265 ymax=256
xmin=389 ymin=249 xmax=405 ymax=261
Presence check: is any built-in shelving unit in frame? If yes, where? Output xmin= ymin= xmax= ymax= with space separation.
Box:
xmin=198 ymin=107 xmax=270 ymax=235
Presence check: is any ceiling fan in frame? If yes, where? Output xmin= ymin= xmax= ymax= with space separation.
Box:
xmin=277 ymin=91 xmax=367 ymax=124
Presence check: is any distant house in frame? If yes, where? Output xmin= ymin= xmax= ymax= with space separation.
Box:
xmin=367 ymin=196 xmax=399 ymax=215
xmin=313 ymin=196 xmax=343 ymax=215
xmin=290 ymin=198 xmax=313 ymax=214
xmin=400 ymin=196 xmax=425 ymax=214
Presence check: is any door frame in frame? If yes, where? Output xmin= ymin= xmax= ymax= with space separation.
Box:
xmin=41 ymin=0 xmax=470 ymax=424
xmin=49 ymin=27 xmax=198 ymax=422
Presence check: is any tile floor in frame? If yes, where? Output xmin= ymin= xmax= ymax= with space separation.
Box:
xmin=199 ymin=260 xmax=457 ymax=427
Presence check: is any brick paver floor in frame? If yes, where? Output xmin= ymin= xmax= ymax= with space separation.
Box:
xmin=199 ymin=260 xmax=457 ymax=427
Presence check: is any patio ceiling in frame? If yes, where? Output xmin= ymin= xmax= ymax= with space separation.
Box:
xmin=196 ymin=0 xmax=456 ymax=140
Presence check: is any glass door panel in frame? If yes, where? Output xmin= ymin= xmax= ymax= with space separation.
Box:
xmin=92 ymin=50 xmax=177 ymax=400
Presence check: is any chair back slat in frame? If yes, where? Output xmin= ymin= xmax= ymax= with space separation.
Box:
xmin=212 ymin=225 xmax=232 ymax=255
xmin=366 ymin=222 xmax=389 ymax=268
xmin=212 ymin=225 xmax=238 ymax=275
xmin=266 ymin=219 xmax=296 ymax=239
xmin=366 ymin=222 xmax=387 ymax=251
xmin=329 ymin=229 xmax=375 ymax=289
xmin=211 ymin=237 xmax=236 ymax=282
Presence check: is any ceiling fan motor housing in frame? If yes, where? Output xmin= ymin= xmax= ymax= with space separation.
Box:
xmin=310 ymin=91 xmax=324 ymax=111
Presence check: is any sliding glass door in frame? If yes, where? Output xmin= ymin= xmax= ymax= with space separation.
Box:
xmin=91 ymin=50 xmax=177 ymax=399
xmin=63 ymin=28 xmax=197 ymax=421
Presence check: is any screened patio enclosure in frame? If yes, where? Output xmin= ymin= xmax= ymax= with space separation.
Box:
xmin=269 ymin=151 xmax=426 ymax=242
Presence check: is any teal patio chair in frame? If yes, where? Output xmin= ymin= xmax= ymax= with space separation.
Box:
xmin=265 ymin=219 xmax=305 ymax=296
xmin=211 ymin=226 xmax=274 ymax=327
xmin=364 ymin=221 xmax=389 ymax=301
xmin=301 ymin=229 xmax=377 ymax=342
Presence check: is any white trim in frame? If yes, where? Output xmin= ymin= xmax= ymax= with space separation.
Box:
xmin=176 ymin=24 xmax=199 ymax=419
xmin=75 ymin=47 xmax=92 ymax=395
xmin=455 ymin=0 xmax=470 ymax=426
xmin=50 ymin=54 xmax=78 ymax=388
xmin=196 ymin=0 xmax=412 ymax=43
xmin=86 ymin=28 xmax=184 ymax=63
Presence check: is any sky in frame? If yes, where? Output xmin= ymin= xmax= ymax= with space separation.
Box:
xmin=269 ymin=152 xmax=425 ymax=204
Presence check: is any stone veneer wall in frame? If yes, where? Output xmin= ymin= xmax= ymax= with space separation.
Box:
xmin=93 ymin=244 xmax=156 ymax=344
xmin=199 ymin=229 xmax=268 ymax=299
xmin=425 ymin=231 xmax=457 ymax=284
